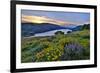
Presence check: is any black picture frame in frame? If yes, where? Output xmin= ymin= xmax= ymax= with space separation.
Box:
xmin=10 ymin=0 xmax=97 ymax=73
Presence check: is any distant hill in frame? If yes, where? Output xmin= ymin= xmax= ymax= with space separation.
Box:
xmin=22 ymin=23 xmax=67 ymax=37
xmin=71 ymin=24 xmax=90 ymax=31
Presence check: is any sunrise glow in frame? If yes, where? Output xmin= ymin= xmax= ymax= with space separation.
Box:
xmin=21 ymin=15 xmax=76 ymax=25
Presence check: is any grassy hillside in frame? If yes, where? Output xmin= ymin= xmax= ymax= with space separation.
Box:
xmin=21 ymin=29 xmax=90 ymax=63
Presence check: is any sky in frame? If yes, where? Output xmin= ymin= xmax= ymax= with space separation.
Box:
xmin=21 ymin=10 xmax=90 ymax=25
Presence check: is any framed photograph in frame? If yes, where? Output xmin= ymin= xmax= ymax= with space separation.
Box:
xmin=11 ymin=0 xmax=97 ymax=72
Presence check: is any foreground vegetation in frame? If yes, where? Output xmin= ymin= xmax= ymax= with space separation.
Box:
xmin=21 ymin=29 xmax=90 ymax=63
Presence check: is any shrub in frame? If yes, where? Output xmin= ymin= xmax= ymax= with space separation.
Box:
xmin=60 ymin=42 xmax=87 ymax=60
xmin=55 ymin=31 xmax=64 ymax=35
xmin=67 ymin=31 xmax=71 ymax=33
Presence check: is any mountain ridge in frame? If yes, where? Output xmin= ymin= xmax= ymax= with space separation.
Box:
xmin=22 ymin=23 xmax=67 ymax=37
xmin=21 ymin=22 xmax=89 ymax=37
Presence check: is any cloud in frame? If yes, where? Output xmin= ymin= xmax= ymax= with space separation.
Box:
xmin=22 ymin=15 xmax=76 ymax=25
xmin=22 ymin=15 xmax=47 ymax=23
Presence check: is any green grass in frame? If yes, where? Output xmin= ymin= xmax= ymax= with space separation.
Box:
xmin=21 ymin=29 xmax=90 ymax=63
